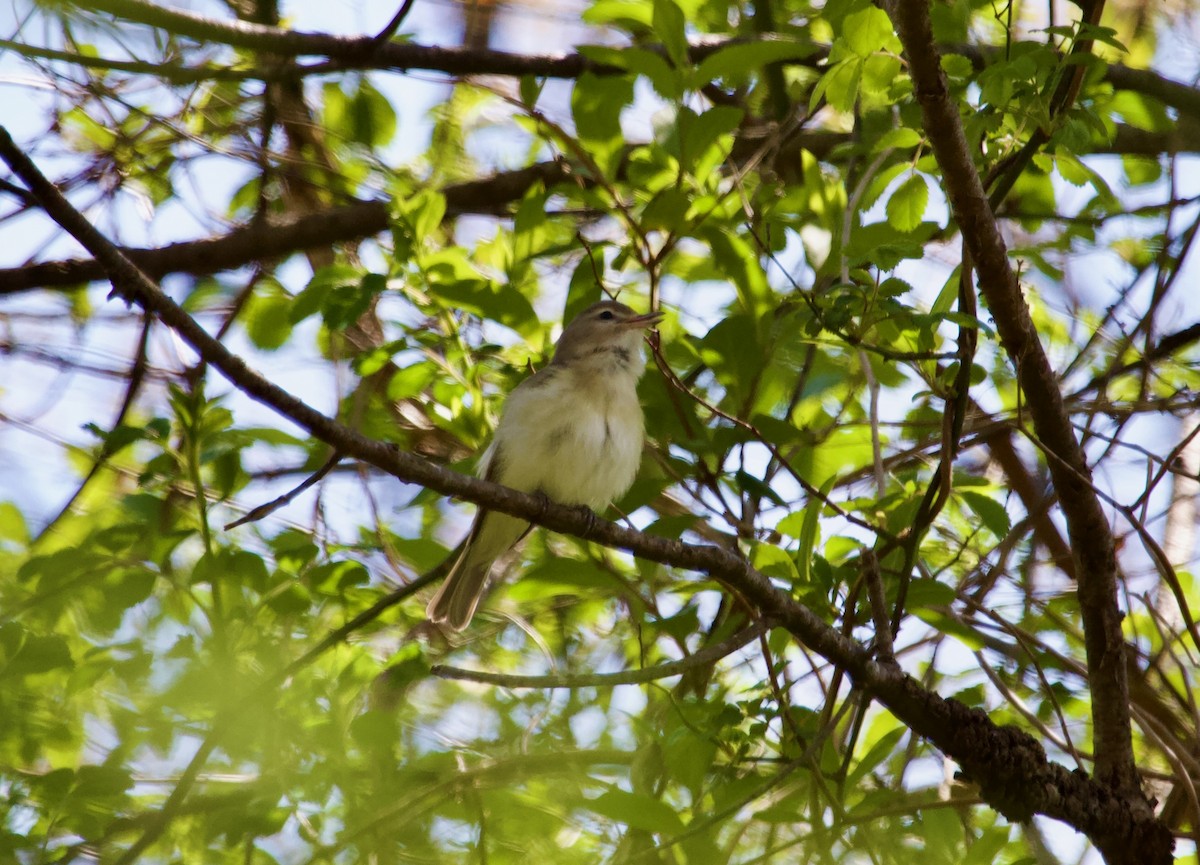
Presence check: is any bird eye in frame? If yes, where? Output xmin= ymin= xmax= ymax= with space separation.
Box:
xmin=598 ymin=310 xmax=616 ymax=320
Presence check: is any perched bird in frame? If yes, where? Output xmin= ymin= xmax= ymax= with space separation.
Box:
xmin=426 ymin=300 xmax=663 ymax=630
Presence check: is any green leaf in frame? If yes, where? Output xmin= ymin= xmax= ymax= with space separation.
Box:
xmin=652 ymin=0 xmax=689 ymax=69
xmin=572 ymin=72 xmax=636 ymax=177
xmin=751 ymin=541 xmax=800 ymax=584
xmin=72 ymin=763 xmax=133 ymax=798
xmin=265 ymin=580 xmax=312 ymax=614
xmin=798 ymin=478 xmax=836 ymax=585
xmin=387 ymin=360 xmax=439 ymax=402
xmin=407 ymin=190 xmax=448 ymax=243
xmin=959 ymin=490 xmax=1011 ymax=537
xmin=694 ymin=37 xmax=816 ymax=84
xmin=861 ymin=54 xmax=903 ymax=109
xmin=582 ymin=0 xmax=653 ymax=29
xmin=873 ymin=127 xmax=922 ymax=152
xmin=617 ymin=47 xmax=682 ymax=99
xmin=0 ymin=502 xmax=28 ymax=545
xmin=940 ymin=53 xmax=975 ymax=79
xmin=845 ymin=220 xmax=936 ymax=271
xmin=904 ymin=578 xmax=956 ymax=608
xmin=885 ymin=174 xmax=929 ymax=233
xmin=564 ymin=254 xmax=606 ymax=324
xmin=846 ymin=726 xmax=905 ymax=789
xmin=1109 ymin=90 xmax=1173 ymax=133
xmin=425 ymin=258 xmax=538 ymax=336
xmin=702 ymin=228 xmax=770 ymax=311
xmin=589 ymin=789 xmax=686 ymax=834
xmin=843 ymin=6 xmax=897 ymax=56
xmin=1056 ymin=153 xmax=1090 ymax=187
xmin=0 ymin=624 xmax=74 ymax=677
xmin=228 ymin=551 xmax=271 ymax=591
xmin=243 ymin=279 xmax=293 ymax=351
xmin=812 ymin=58 xmax=862 ymax=114
xmin=323 ymin=79 xmax=397 ymax=147
xmin=642 ymin=187 xmax=692 ymax=231
xmin=518 ymin=74 xmax=544 ymax=108
xmin=677 ymin=105 xmax=742 ymax=174
xmin=289 ymin=265 xmax=359 ymax=324
xmin=104 ymin=567 xmax=157 ymax=611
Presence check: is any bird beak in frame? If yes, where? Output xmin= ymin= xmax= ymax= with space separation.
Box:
xmin=624 ymin=310 xmax=665 ymax=329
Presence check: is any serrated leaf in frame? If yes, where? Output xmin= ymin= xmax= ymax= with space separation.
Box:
xmin=1056 ymin=153 xmax=1091 ymax=187
xmin=843 ymin=6 xmax=896 ymax=56
xmin=812 ymin=58 xmax=862 ymax=114
xmin=941 ymin=53 xmax=974 ymax=79
xmin=886 ymin=174 xmax=929 ymax=232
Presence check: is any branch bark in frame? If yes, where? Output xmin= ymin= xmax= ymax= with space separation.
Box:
xmin=1 ymin=120 xmax=1185 ymax=297
xmin=50 ymin=0 xmax=1200 ymax=128
xmin=0 ymin=124 xmax=1174 ymax=865
xmin=0 ymin=161 xmax=570 ymax=294
xmin=884 ymin=0 xmax=1145 ymax=816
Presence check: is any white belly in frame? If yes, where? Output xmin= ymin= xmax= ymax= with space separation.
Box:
xmin=488 ymin=368 xmax=645 ymax=510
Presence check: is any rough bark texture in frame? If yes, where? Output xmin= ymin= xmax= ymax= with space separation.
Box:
xmin=883 ymin=0 xmax=1158 ymax=853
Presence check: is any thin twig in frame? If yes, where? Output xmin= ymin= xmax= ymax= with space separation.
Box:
xmin=432 ymin=622 xmax=771 ymax=689
xmin=371 ymin=0 xmax=417 ymax=47
xmin=225 ymin=451 xmax=342 ymax=530
xmin=862 ymin=551 xmax=894 ymax=664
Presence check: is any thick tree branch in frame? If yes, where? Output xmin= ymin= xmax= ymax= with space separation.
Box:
xmin=0 ymin=161 xmax=570 ymax=294
xmin=884 ymin=0 xmax=1144 ymax=814
xmin=0 ymin=121 xmax=1183 ymax=297
xmin=36 ymin=1 xmax=1200 ymax=130
xmin=81 ymin=0 xmax=649 ymax=78
xmin=0 ymin=124 xmax=1174 ymax=864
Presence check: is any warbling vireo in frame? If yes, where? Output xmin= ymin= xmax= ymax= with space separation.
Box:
xmin=427 ymin=300 xmax=663 ymax=630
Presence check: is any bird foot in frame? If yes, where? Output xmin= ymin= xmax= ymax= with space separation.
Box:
xmin=532 ymin=491 xmax=599 ymax=538
xmin=569 ymin=504 xmax=600 ymax=538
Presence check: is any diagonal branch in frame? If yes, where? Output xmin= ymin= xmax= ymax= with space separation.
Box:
xmin=0 ymin=123 xmax=1174 ymax=864
xmin=883 ymin=0 xmax=1142 ymax=808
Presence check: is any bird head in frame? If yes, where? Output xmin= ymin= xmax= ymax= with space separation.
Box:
xmin=551 ymin=301 xmax=663 ymax=371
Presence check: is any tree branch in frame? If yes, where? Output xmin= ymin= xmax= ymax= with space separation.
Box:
xmin=884 ymin=0 xmax=1144 ymax=817
xmin=0 ymin=117 xmax=1188 ymax=298
xmin=33 ymin=2 xmax=1200 ymax=130
xmin=0 ymin=124 xmax=1173 ymax=863
xmin=0 ymin=161 xmax=570 ymax=294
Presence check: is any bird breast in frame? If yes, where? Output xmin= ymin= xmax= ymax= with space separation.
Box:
xmin=488 ymin=366 xmax=645 ymax=510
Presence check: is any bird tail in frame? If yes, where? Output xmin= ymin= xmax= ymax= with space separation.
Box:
xmin=427 ymin=510 xmax=529 ymax=630
xmin=426 ymin=551 xmax=493 ymax=631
